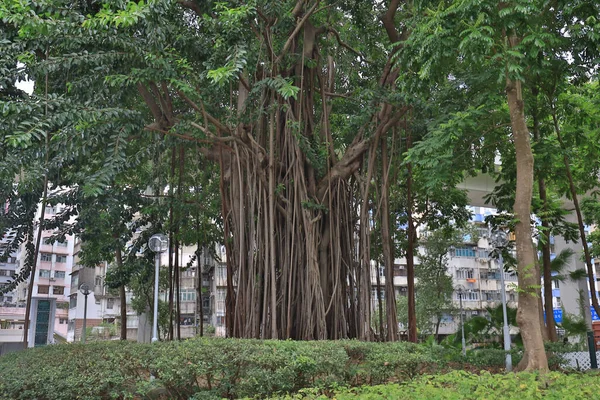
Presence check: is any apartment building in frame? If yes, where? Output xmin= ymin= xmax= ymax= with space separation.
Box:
xmin=14 ymin=204 xmax=73 ymax=339
xmin=370 ymin=206 xmax=522 ymax=337
xmin=66 ymin=242 xmax=227 ymax=342
xmin=0 ymin=232 xmax=19 ymax=308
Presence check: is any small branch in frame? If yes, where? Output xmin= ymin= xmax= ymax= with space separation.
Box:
xmin=275 ymin=1 xmax=320 ymax=64
xmin=144 ymin=124 xmax=235 ymax=151
xmin=176 ymin=90 xmax=231 ymax=133
xmin=326 ymin=27 xmax=368 ymax=61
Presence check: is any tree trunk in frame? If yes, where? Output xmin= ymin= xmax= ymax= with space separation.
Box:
xmin=375 ymin=261 xmax=384 ymax=340
xmin=406 ymin=130 xmax=418 ymax=343
xmin=535 ymin=249 xmax=549 ymax=341
xmin=22 ymin=179 xmax=48 ymax=348
xmin=381 ymin=137 xmax=398 ymax=341
xmin=167 ymin=146 xmax=176 ymax=340
xmin=539 ymin=177 xmax=558 ymax=341
xmin=506 ymin=72 xmax=548 ymax=371
xmin=115 ymin=246 xmax=127 ymax=340
xmin=552 ymin=111 xmax=600 ymax=319
xmin=195 ymin=217 xmax=203 ymax=337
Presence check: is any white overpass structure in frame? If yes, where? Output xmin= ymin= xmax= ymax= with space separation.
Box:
xmin=458 ymin=174 xmax=595 ymax=327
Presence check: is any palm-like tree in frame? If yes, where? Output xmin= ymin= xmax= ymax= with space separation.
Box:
xmin=458 ymin=304 xmax=520 ymax=347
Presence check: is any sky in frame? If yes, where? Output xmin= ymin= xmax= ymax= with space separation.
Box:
xmin=15 ymin=63 xmax=34 ymax=95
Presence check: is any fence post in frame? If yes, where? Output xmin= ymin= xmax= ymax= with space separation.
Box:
xmin=587 ymin=331 xmax=598 ymax=369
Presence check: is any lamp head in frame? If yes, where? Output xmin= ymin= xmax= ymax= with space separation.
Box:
xmin=148 ymin=233 xmax=168 ymax=253
xmin=491 ymin=230 xmax=509 ymax=248
xmin=79 ymin=283 xmax=91 ymax=295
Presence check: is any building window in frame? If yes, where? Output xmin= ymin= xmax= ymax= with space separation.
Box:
xmin=42 ymin=238 xmax=52 ymax=245
xmin=180 ymin=289 xmax=196 ymax=302
xmin=39 ymin=269 xmax=51 ymax=278
xmin=216 ymin=316 xmax=225 ymax=326
xmin=553 ymin=280 xmax=560 ymax=289
xmin=107 ymin=298 xmax=114 ymax=309
xmin=456 ymin=269 xmax=474 ymax=280
xmin=44 ymin=205 xmax=55 ymax=215
xmin=56 ymin=255 xmax=67 ymax=263
xmin=69 ymin=295 xmax=77 ymax=309
xmin=40 ymin=253 xmax=52 ymax=262
xmin=378 ymin=265 xmax=385 ymax=278
xmin=484 ymin=291 xmax=500 ymax=301
xmin=38 ymin=285 xmax=49 ymax=294
xmin=0 ymin=269 xmax=11 ymax=276
xmin=59 ymin=318 xmax=67 ymax=324
xmin=53 ymin=286 xmax=64 ymax=295
xmin=95 ymin=276 xmax=103 ymax=287
xmin=54 ymin=271 xmax=66 ymax=279
xmin=457 ymin=291 xmax=479 ymax=301
xmin=56 ymin=240 xmax=68 ymax=247
xmin=393 ymin=264 xmax=407 ymax=277
xmin=216 ymin=266 xmax=226 ymax=282
xmin=504 ymin=272 xmax=518 ymax=281
xmin=216 ymin=289 xmax=226 ymax=312
xmin=5 ymin=296 xmax=12 ymax=302
xmin=453 ymin=247 xmax=476 ymax=257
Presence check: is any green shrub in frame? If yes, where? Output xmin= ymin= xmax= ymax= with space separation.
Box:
xmin=0 ymin=338 xmax=581 ymax=400
xmin=275 ymin=370 xmax=600 ymax=399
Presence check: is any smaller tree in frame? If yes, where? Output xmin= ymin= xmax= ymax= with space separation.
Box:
xmin=415 ymin=226 xmax=464 ymax=339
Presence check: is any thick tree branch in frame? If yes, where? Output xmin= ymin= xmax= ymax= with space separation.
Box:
xmin=137 ymin=83 xmax=165 ymax=125
xmin=177 ymin=1 xmax=202 ymax=16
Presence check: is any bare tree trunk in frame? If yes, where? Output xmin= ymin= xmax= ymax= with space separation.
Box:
xmin=539 ymin=180 xmax=557 ymax=341
xmin=375 ymin=261 xmax=384 ymax=340
xmin=116 ymin=246 xmax=127 ymax=340
xmin=195 ymin=217 xmax=203 ymax=337
xmin=532 ymin=78 xmax=558 ymax=343
xmin=167 ymin=147 xmax=176 ymax=341
xmin=174 ymin=238 xmax=181 ymax=340
xmin=552 ymin=110 xmax=600 ymax=319
xmin=406 ymin=130 xmax=418 ymax=343
xmin=535 ymin=250 xmax=549 ymax=341
xmin=506 ymin=70 xmax=548 ymax=370
xmin=381 ymin=137 xmax=398 ymax=341
xmin=22 ymin=180 xmax=48 ymax=348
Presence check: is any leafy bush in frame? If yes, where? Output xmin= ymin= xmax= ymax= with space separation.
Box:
xmin=275 ymin=370 xmax=600 ymax=399
xmin=0 ymin=338 xmax=581 ymax=400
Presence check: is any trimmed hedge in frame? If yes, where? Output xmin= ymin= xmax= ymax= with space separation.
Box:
xmin=276 ymin=370 xmax=600 ymax=399
xmin=0 ymin=338 xmax=577 ymax=400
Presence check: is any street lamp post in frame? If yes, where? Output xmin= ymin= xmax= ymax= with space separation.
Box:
xmin=79 ymin=283 xmax=91 ymax=344
xmin=490 ymin=229 xmax=512 ymax=372
xmin=456 ymin=284 xmax=466 ymax=357
xmin=148 ymin=233 xmax=168 ymax=343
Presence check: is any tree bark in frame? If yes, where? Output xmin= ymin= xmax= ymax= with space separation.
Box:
xmin=539 ymin=178 xmax=557 ymax=341
xmin=22 ymin=181 xmax=48 ymax=348
xmin=406 ymin=130 xmax=418 ymax=343
xmin=115 ymin=246 xmax=127 ymax=340
xmin=381 ymin=138 xmax=398 ymax=341
xmin=506 ymin=73 xmax=548 ymax=371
